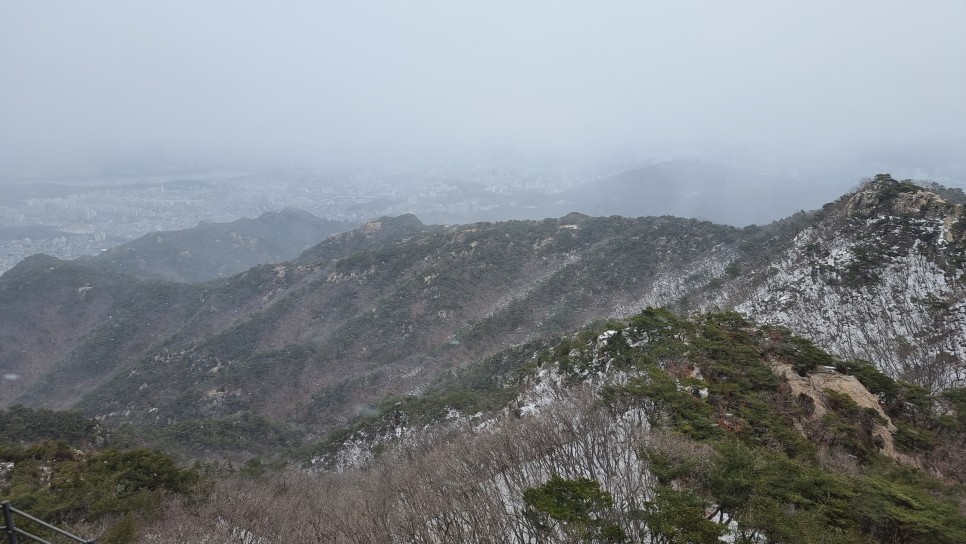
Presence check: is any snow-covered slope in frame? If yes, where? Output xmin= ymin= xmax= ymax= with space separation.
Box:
xmin=734 ymin=177 xmax=966 ymax=389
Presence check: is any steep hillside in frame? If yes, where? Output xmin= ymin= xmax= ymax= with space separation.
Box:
xmin=75 ymin=213 xmax=758 ymax=446
xmin=0 ymin=215 xmax=429 ymax=415
xmin=0 ymin=254 xmax=198 ymax=407
xmin=2 ymin=176 xmax=963 ymax=456
xmin=84 ymin=208 xmax=353 ymax=282
xmin=6 ymin=210 xmax=787 ymax=453
xmin=147 ymin=310 xmax=966 ymax=543
xmin=723 ymin=175 xmax=966 ymax=389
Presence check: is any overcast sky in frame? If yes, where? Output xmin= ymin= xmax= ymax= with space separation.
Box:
xmin=1 ymin=1 xmax=964 ymax=166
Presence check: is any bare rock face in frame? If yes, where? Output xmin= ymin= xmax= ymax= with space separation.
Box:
xmin=845 ymin=178 xmax=956 ymax=221
xmin=735 ymin=176 xmax=966 ymax=390
xmin=893 ymin=191 xmax=949 ymax=218
xmin=770 ymin=360 xmax=919 ymax=466
xmin=360 ymin=220 xmax=382 ymax=235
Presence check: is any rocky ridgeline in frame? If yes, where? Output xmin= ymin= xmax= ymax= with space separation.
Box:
xmin=734 ymin=175 xmax=965 ymax=389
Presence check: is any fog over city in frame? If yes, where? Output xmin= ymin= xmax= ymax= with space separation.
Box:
xmin=0 ymin=1 xmax=964 ymax=271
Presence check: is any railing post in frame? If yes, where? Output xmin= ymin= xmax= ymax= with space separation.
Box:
xmin=1 ymin=502 xmax=18 ymax=544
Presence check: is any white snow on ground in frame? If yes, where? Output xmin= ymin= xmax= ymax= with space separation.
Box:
xmin=738 ymin=216 xmax=966 ymax=389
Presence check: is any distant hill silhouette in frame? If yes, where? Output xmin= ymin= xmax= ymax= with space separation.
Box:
xmin=560 ymin=160 xmax=824 ymax=225
xmin=84 ymin=208 xmax=354 ymax=282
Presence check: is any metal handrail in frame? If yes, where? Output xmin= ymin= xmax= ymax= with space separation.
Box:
xmin=1 ymin=502 xmax=95 ymax=544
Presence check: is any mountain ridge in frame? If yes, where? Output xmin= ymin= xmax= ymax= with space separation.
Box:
xmin=725 ymin=175 xmax=966 ymax=389
xmin=0 ymin=175 xmax=962 ymax=454
xmin=82 ymin=208 xmax=355 ymax=282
